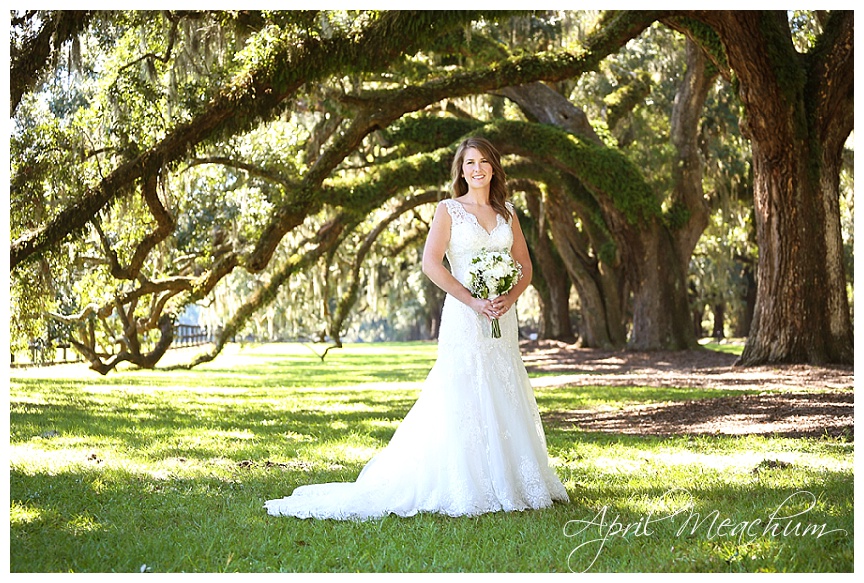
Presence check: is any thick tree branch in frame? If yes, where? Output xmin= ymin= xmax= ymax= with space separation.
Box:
xmin=69 ymin=313 xmax=174 ymax=375
xmin=11 ymin=10 xmax=501 ymax=270
xmin=244 ymin=11 xmax=663 ymax=273
xmin=186 ymin=157 xmax=298 ymax=189
xmin=807 ymin=10 xmax=854 ymax=150
xmin=174 ymin=217 xmax=349 ymax=369
xmin=496 ymin=82 xmax=604 ymax=146
xmin=94 ymin=175 xmax=176 ymax=281
xmin=669 ymin=38 xmax=716 ymax=267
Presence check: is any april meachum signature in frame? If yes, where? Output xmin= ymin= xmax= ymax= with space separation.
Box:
xmin=562 ymin=488 xmax=848 ymax=572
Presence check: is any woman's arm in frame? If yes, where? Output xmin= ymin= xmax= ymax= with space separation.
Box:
xmin=422 ymin=202 xmax=496 ymax=319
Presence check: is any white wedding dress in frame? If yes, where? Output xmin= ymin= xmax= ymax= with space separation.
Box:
xmin=264 ymin=199 xmax=569 ymax=520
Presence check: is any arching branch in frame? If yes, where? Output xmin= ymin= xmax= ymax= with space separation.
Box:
xmin=245 ymin=10 xmax=665 ymax=271
xmin=12 ymin=10 xmax=499 ymax=269
xmin=186 ymin=157 xmax=299 ymax=189
xmin=173 ymin=215 xmax=349 ymax=369
xmin=93 ymin=174 xmax=176 ymax=281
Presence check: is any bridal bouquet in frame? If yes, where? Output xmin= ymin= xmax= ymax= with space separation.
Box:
xmin=467 ymin=249 xmax=522 ymax=338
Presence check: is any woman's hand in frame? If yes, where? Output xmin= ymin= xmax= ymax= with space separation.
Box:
xmin=469 ymin=294 xmax=514 ymax=320
xmin=491 ymin=293 xmax=515 ymax=316
xmin=470 ymin=297 xmax=499 ymax=320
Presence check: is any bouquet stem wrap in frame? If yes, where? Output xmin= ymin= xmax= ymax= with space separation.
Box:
xmin=491 ymin=312 xmax=502 ymax=338
xmin=466 ymin=249 xmax=522 ymax=339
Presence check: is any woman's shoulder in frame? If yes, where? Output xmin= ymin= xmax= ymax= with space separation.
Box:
xmin=438 ymin=198 xmax=463 ymax=217
xmin=447 ymin=196 xmax=472 ymax=208
xmin=437 ymin=198 xmax=456 ymax=212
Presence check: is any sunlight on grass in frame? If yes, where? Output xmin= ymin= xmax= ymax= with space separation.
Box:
xmin=63 ymin=513 xmax=105 ymax=535
xmin=642 ymin=449 xmax=852 ymax=473
xmin=556 ymin=445 xmax=852 ymax=483
xmin=201 ymin=429 xmax=257 ymax=440
xmin=279 ymin=430 xmax=316 ymax=442
xmin=9 ymin=342 xmax=853 ymax=573
xmin=701 ymin=339 xmax=746 ymax=356
xmin=534 ymin=384 xmax=765 ymax=412
xmin=314 ymin=442 xmax=382 ymax=463
xmin=10 ymin=444 xmax=112 ymax=473
xmin=10 ymin=503 xmax=42 ymax=525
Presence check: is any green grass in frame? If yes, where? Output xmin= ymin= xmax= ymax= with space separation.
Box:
xmin=9 ymin=342 xmax=853 ymax=572
xmin=699 ymin=339 xmax=746 ymax=356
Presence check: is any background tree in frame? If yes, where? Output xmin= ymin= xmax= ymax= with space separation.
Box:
xmin=666 ymin=11 xmax=853 ymax=365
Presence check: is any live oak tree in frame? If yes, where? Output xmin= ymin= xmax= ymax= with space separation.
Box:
xmin=10 ymin=10 xmax=657 ymax=370
xmin=666 ymin=11 xmax=854 ymax=365
xmin=12 ymin=11 xmax=513 ymax=370
xmin=495 ymin=32 xmax=718 ymax=351
xmin=9 ymin=10 xmax=853 ymax=372
xmin=354 ymin=22 xmax=718 ymax=351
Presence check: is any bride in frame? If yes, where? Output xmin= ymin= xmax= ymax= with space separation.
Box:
xmin=265 ymin=137 xmax=570 ymax=520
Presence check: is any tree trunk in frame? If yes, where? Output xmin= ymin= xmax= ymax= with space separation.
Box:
xmin=690 ymin=282 xmax=704 ymax=338
xmin=627 ymin=37 xmax=713 ymax=351
xmin=734 ymin=262 xmax=757 ymax=337
xmin=738 ymin=141 xmax=853 ymax=364
xmin=711 ymin=302 xmax=725 ymax=339
xmin=424 ymin=277 xmax=445 ymax=339
xmin=545 ymin=187 xmax=625 ymax=348
xmin=500 ymin=40 xmax=713 ymax=352
xmin=692 ymin=307 xmax=704 ymax=339
xmin=698 ymin=11 xmax=854 ymax=365
xmin=521 ymin=188 xmax=575 ymax=342
xmin=627 ymin=223 xmax=696 ymax=350
xmin=499 ymin=86 xmax=628 ymax=348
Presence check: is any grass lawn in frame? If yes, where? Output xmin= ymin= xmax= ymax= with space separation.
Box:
xmin=8 ymin=342 xmax=853 ymax=572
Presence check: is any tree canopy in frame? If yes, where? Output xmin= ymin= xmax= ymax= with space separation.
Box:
xmin=8 ymin=10 xmax=853 ymax=373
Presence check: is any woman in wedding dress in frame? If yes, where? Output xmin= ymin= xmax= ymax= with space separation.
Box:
xmin=265 ymin=137 xmax=569 ymax=520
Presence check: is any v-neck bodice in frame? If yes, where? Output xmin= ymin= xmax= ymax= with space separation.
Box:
xmin=457 ymin=203 xmax=503 ymax=235
xmin=440 ymin=199 xmax=514 ymax=286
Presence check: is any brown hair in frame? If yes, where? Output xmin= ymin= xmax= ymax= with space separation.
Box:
xmin=450 ymin=136 xmax=511 ymax=221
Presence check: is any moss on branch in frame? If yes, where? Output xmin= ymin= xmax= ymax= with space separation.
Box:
xmin=382 ymin=116 xmax=483 ymax=152
xmin=477 ymin=120 xmax=660 ymax=224
xmin=323 ymin=148 xmax=454 ymax=211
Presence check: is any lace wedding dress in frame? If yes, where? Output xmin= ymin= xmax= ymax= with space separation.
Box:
xmin=265 ymin=199 xmax=569 ymax=520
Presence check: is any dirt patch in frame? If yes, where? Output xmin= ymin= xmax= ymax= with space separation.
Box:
xmin=520 ymin=340 xmax=854 ymax=439
xmin=545 ymin=391 xmax=853 ymax=439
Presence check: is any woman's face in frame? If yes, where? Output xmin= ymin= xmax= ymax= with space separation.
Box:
xmin=461 ymin=147 xmax=493 ymax=190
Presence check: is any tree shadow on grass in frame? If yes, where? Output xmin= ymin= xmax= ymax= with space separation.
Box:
xmin=10 ymin=361 xmax=854 ymax=572
xmin=9 ymin=384 xmax=415 ymax=461
xmin=545 ymin=391 xmax=853 ymax=440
